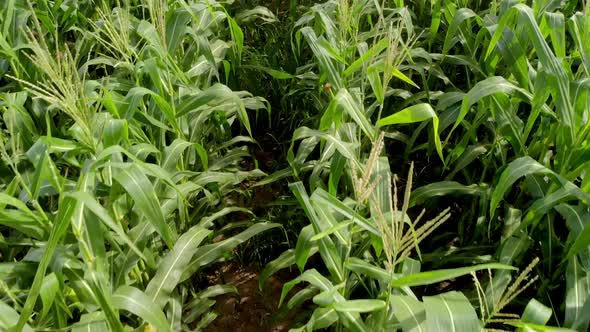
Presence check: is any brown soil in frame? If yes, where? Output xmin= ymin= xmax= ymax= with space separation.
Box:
xmin=204 ymin=262 xmax=303 ymax=332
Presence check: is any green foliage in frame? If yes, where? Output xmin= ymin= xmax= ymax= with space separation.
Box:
xmin=2 ymin=0 xmax=590 ymax=331
xmin=0 ymin=0 xmax=275 ymax=330
xmin=259 ymin=0 xmax=590 ymax=331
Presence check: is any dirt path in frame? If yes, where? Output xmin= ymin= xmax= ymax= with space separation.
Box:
xmin=205 ymin=262 xmax=302 ymax=332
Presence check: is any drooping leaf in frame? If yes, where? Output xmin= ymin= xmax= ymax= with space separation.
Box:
xmin=145 ymin=225 xmax=211 ymax=308
xmin=424 ymin=291 xmax=481 ymax=332
xmin=112 ymin=286 xmax=170 ymax=332
xmin=391 ymin=263 xmax=516 ymax=288
xmin=378 ymin=103 xmax=443 ymax=161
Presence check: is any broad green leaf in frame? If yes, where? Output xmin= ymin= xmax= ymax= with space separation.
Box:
xmin=0 ymin=300 xmax=33 ymax=332
xmin=367 ymin=65 xmax=384 ymax=104
xmin=68 ymin=192 xmax=146 ymax=261
xmin=333 ymin=300 xmax=386 ymax=313
xmin=391 ymin=263 xmax=516 ymax=288
xmin=446 ymin=144 xmax=487 ymax=179
xmin=112 ymin=286 xmax=170 ymax=332
xmin=280 ymin=269 xmax=333 ymax=306
xmin=137 ymin=20 xmax=166 ymax=58
xmin=521 ymin=299 xmax=552 ymax=326
xmin=507 ymin=322 xmax=577 ymax=331
xmin=227 ymin=15 xmax=243 ymax=62
xmin=14 ymin=197 xmax=77 ymax=331
xmin=572 ymin=296 xmax=590 ymax=332
xmin=521 ymin=181 xmax=590 ymax=231
xmin=307 ymin=308 xmax=338 ymax=330
xmin=443 ymin=8 xmax=479 ymax=55
xmin=291 ymin=182 xmax=344 ymax=283
xmin=391 ymin=295 xmax=427 ymax=332
xmin=486 ymin=5 xmax=574 ymax=146
xmin=145 ymin=225 xmax=211 ymax=308
xmin=166 ymin=8 xmax=191 ymax=53
xmin=486 ymin=235 xmax=531 ymax=310
xmin=71 ymin=313 xmax=108 ymax=332
xmin=410 ymin=182 xmax=483 ymax=206
xmin=334 ymin=89 xmax=376 ymax=141
xmin=180 ymin=223 xmax=279 ymax=282
xmin=295 ymin=225 xmax=318 ymax=271
xmin=346 ymin=257 xmax=390 ymax=283
xmin=241 ymin=65 xmax=294 ymax=79
xmin=565 ymin=210 xmax=590 ymax=261
xmin=313 ymin=188 xmax=379 ymax=235
xmin=377 ymin=103 xmax=443 ymax=161
xmin=300 ymin=27 xmax=343 ymax=90
xmin=113 ymin=164 xmax=176 ymax=248
xmin=197 ymin=284 xmax=238 ymax=299
xmin=544 ymin=12 xmax=565 ymax=58
xmin=565 ymin=257 xmax=590 ymax=329
xmin=450 ymin=76 xmax=528 ymax=138
xmin=490 ymin=157 xmax=554 ymax=216
xmin=39 ymin=273 xmax=58 ymax=320
xmin=291 ymin=127 xmax=359 ymax=165
xmin=236 ymin=6 xmax=277 ymax=24
xmin=424 ymin=291 xmax=481 ymax=332
xmin=259 ymin=249 xmax=295 ymax=291
xmin=344 ymin=38 xmax=389 ymax=76
xmin=280 ymin=269 xmax=368 ymax=332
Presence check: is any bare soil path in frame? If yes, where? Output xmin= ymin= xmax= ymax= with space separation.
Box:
xmin=205 ymin=262 xmax=303 ymax=332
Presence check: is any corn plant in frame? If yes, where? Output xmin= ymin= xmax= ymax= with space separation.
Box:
xmin=401 ymin=1 xmax=590 ymax=330
xmin=0 ymin=0 xmax=278 ymax=330
xmin=1 ymin=0 xmax=590 ymax=331
xmin=261 ymin=133 xmax=550 ymax=331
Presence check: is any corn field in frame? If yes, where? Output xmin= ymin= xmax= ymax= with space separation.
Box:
xmin=0 ymin=0 xmax=589 ymax=331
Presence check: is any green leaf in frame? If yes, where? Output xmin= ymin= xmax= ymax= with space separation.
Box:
xmin=507 ymin=322 xmax=577 ymax=331
xmin=14 ymin=196 xmax=77 ymax=331
xmin=295 ymin=225 xmax=318 ymax=271
xmin=68 ymin=192 xmax=147 ymax=261
xmin=180 ymin=223 xmax=279 ymax=282
xmin=346 ymin=257 xmax=390 ymax=283
xmin=333 ymin=300 xmax=386 ymax=313
xmin=344 ymin=38 xmax=389 ymax=76
xmin=442 ymin=8 xmax=479 ymax=55
xmin=446 ymin=144 xmax=487 ymax=179
xmin=307 ymin=308 xmax=338 ymax=330
xmin=0 ymin=300 xmax=33 ymax=332
xmin=521 ymin=299 xmax=552 ymax=326
xmin=71 ymin=313 xmax=108 ymax=332
xmin=490 ymin=157 xmax=554 ymax=216
xmin=300 ymin=27 xmax=343 ymax=90
xmin=410 ymin=182 xmax=483 ymax=207
xmin=565 ymin=256 xmax=590 ymax=329
xmin=367 ymin=65 xmax=384 ymax=104
xmin=313 ymin=188 xmax=379 ymax=235
xmin=112 ymin=286 xmax=170 ymax=332
xmin=227 ymin=15 xmax=243 ymax=63
xmin=39 ymin=273 xmax=58 ymax=320
xmin=145 ymin=225 xmax=211 ymax=308
xmin=450 ymin=76 xmax=527 ymax=138
xmin=113 ymin=164 xmax=177 ymax=248
xmin=424 ymin=291 xmax=481 ymax=332
xmin=166 ymin=8 xmax=191 ymax=53
xmin=486 ymin=5 xmax=574 ymax=147
xmin=290 ymin=182 xmax=344 ymax=283
xmin=391 ymin=295 xmax=427 ymax=332
xmin=391 ymin=263 xmax=516 ymax=288
xmin=241 ymin=65 xmax=294 ymax=79
xmin=566 ymin=213 xmax=590 ymax=262
xmin=377 ymin=103 xmax=443 ymax=161
xmin=259 ymin=249 xmax=294 ymax=291
xmin=334 ymin=89 xmax=376 ymax=141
